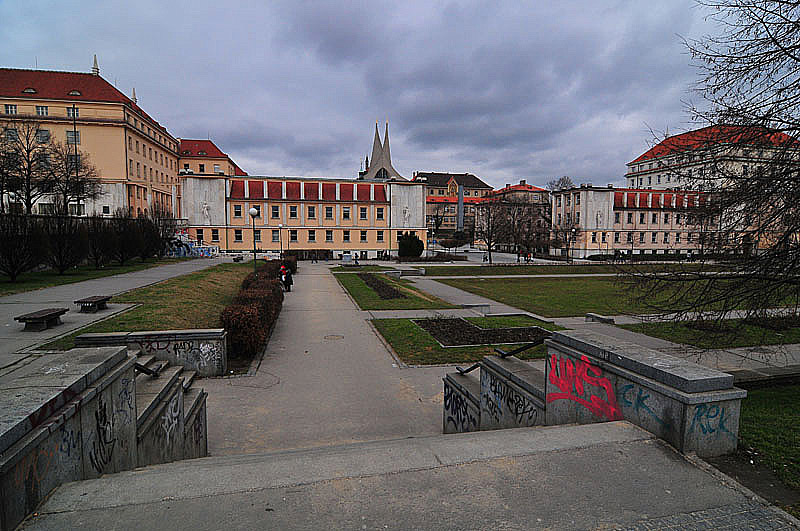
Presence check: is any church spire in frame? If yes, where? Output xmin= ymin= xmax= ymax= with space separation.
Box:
xmin=382 ymin=121 xmax=391 ymax=163
xmin=365 ymin=154 xmax=369 ymax=171
xmin=92 ymin=54 xmax=99 ymax=76
xmin=370 ymin=121 xmax=383 ymax=171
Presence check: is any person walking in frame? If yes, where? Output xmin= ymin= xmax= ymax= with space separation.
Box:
xmin=283 ymin=268 xmax=293 ymax=292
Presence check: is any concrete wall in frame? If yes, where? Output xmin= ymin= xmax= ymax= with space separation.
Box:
xmin=443 ymin=373 xmax=480 ymax=434
xmin=182 ymin=177 xmax=227 ymax=227
xmin=389 ymin=183 xmax=425 ymax=229
xmin=76 ymin=329 xmax=227 ymax=377
xmin=479 ymin=356 xmax=545 ymax=430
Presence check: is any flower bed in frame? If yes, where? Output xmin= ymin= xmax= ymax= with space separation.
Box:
xmin=413 ymin=317 xmax=549 ymax=347
xmin=357 ymin=272 xmax=407 ymax=299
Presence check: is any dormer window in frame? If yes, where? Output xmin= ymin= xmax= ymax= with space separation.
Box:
xmin=182 ymin=150 xmax=190 ymax=155
xmin=22 ymin=87 xmax=37 ymax=94
xmin=198 ymin=150 xmax=207 ymax=156
xmin=68 ymin=90 xmax=81 ymax=96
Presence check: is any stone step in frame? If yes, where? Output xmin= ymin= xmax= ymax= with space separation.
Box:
xmin=182 ymin=386 xmax=208 ymax=460
xmin=183 ymin=387 xmax=204 ymax=422
xmin=181 ymin=370 xmax=197 ymax=392
xmin=135 ymin=366 xmax=183 ymax=431
xmin=136 ymin=378 xmax=185 ymax=467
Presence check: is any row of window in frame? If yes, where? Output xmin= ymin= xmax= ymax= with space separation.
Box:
xmin=198 ymin=228 xmax=390 ymax=244
xmin=233 ymin=204 xmax=385 ymax=221
xmin=615 ymin=212 xmax=689 ymax=225
xmin=3 ymin=104 xmax=78 ymax=118
xmin=428 ymin=188 xmax=488 ymax=197
xmin=590 ymin=232 xmax=701 ymax=244
xmin=129 ymin=159 xmax=173 ymax=185
xmin=555 ymin=194 xmax=580 ymax=207
xmin=127 ymin=113 xmax=176 ymax=152
xmin=128 ymin=136 xmax=175 ymax=171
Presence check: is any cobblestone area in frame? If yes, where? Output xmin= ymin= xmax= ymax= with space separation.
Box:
xmin=619 ymin=502 xmax=799 ymax=530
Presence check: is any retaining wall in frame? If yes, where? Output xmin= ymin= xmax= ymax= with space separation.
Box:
xmin=75 ymin=329 xmax=227 ymax=377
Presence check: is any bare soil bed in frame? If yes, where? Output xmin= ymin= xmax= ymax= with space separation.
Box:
xmin=413 ymin=317 xmax=549 ymax=347
xmin=357 ymin=272 xmax=406 ymax=299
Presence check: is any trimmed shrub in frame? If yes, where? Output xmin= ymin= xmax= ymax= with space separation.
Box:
xmin=398 ymin=233 xmax=424 ymax=258
xmin=0 ymin=214 xmax=46 ymax=281
xmin=42 ymin=215 xmax=89 ymax=274
xmin=220 ymin=302 xmax=267 ymax=360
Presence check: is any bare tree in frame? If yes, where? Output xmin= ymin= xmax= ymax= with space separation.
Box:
xmin=625 ymin=1 xmax=800 ymax=327
xmin=48 ymin=140 xmax=102 ymax=216
xmin=429 ymin=202 xmax=447 ymax=240
xmin=1 ymin=119 xmax=55 ymax=214
xmin=546 ymin=176 xmax=575 ymax=191
xmin=474 ymin=200 xmax=509 ymax=264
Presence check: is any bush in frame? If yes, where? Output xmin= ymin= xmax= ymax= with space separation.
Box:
xmin=110 ymin=210 xmax=143 ymax=265
xmin=42 ymin=216 xmax=89 ymax=274
xmin=241 ymin=260 xmax=283 ymax=290
xmin=0 ymin=214 xmax=46 ymax=281
xmin=398 ymin=253 xmax=468 ymax=262
xmin=398 ymin=233 xmax=424 ymax=258
xmin=233 ymin=282 xmax=284 ymax=325
xmin=220 ymin=303 xmax=267 ymax=360
xmin=87 ymin=215 xmax=116 ymax=268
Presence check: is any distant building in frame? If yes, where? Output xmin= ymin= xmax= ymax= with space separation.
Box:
xmin=550 ymin=184 xmax=717 ymax=259
xmin=0 ymin=59 xmax=180 ymax=216
xmin=412 ymin=171 xmax=492 ymax=238
xmin=358 ymin=122 xmax=404 ymax=180
xmin=486 ymin=180 xmax=551 ymax=253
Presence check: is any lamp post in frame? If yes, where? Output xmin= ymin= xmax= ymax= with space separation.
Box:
xmin=278 ymin=223 xmax=283 ymax=259
xmin=570 ymin=228 xmax=576 ymax=263
xmin=249 ymin=207 xmax=258 ymax=275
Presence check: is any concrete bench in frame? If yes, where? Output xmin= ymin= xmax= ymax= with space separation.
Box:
xmin=74 ymin=295 xmax=112 ymax=313
xmin=14 ymin=308 xmax=68 ymax=331
xmin=232 ymin=255 xmax=244 ymax=263
xmin=585 ymin=312 xmax=615 ymax=324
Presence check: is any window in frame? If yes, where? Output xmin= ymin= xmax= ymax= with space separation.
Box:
xmin=566 ymin=195 xmax=571 ymax=206
xmin=565 ymin=213 xmax=571 ymax=224
xmin=360 ymin=207 xmax=368 ymax=220
xmin=102 ymin=205 xmax=110 ymax=215
xmin=601 ymin=232 xmax=607 ymax=243
xmin=272 ymin=205 xmax=280 ymax=218
xmin=676 ymin=214 xmax=682 ymax=224
xmin=591 ymin=232 xmax=597 ymax=243
xmin=66 ymin=106 xmax=78 ymax=118
xmin=575 ymin=194 xmax=580 ymax=205
xmin=4 ymin=128 xmax=17 ymax=141
xmin=68 ymin=204 xmax=85 ymax=216
xmin=614 ymin=232 xmax=620 ymax=243
xmin=252 ymin=204 xmax=261 ymax=217
xmin=199 ymin=164 xmax=205 ymax=173
xmin=639 ymin=213 xmax=645 ymax=224
xmin=614 ymin=212 xmax=620 ymax=224
xmin=648 ymin=176 xmax=652 ymax=186
xmin=290 ymin=229 xmax=297 ymax=242
xmin=211 ymin=229 xmax=219 ymax=242
xmin=136 ymin=162 xmax=140 ymax=177
xmin=234 ymin=229 xmax=242 ymax=242
xmin=272 ymin=230 xmax=280 ymax=242
xmin=326 ymin=230 xmax=333 ymax=242
xmin=557 ymin=196 xmax=562 ymax=207
xmin=377 ymin=230 xmax=384 ymax=242
xmin=308 ymin=230 xmax=316 ymax=242
xmin=67 ymin=154 xmax=80 ymax=172
xmin=576 ymin=212 xmax=580 ymax=224
xmin=234 ymin=205 xmax=242 ymax=217
xmin=325 ymin=206 xmax=333 ymax=219
xmin=627 ymin=213 xmax=633 ymax=224
xmin=438 ymin=189 xmax=443 ymax=195
xmin=36 ymin=105 xmax=48 ymax=116
xmin=627 ymin=232 xmax=633 ymax=243
xmin=639 ymin=232 xmax=645 ymax=243
xmin=289 ymin=205 xmax=298 ymax=218
xmin=254 ymin=229 xmax=261 ymax=242
xmin=149 ymin=147 xmax=152 ymax=160
xmin=4 ymin=104 xmax=17 ymax=115
xmin=360 ymin=230 xmax=367 ymax=242
xmin=664 ymin=214 xmax=670 ymax=224
xmin=652 ymin=213 xmax=657 ymax=224
xmin=213 ymin=164 xmax=221 ymax=174
xmin=675 ymin=232 xmax=681 ymax=243
xmin=183 ymin=162 xmax=188 ymax=170
xmin=557 ymin=213 xmax=562 ymax=225
xmin=343 ymin=230 xmax=350 ymax=242
xmin=657 ymin=175 xmax=661 ymax=184
xmin=36 ymin=129 xmax=50 ymax=143
xmin=308 ymin=206 xmax=316 ymax=218
xmin=652 ymin=232 xmax=657 ymax=243
xmin=196 ymin=229 xmax=204 ymax=243
xmin=66 ymin=130 xmax=80 ymax=144
xmin=663 ymin=232 xmax=669 ymax=243
xmin=342 ymin=207 xmax=350 ymax=220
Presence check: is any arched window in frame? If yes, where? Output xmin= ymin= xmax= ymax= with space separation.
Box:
xmin=376 ymin=168 xmax=389 ymax=179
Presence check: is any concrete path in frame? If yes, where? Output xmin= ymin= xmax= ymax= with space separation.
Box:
xmin=0 ymin=258 xmax=224 ymax=368
xmin=202 ymin=263 xmax=449 ymax=456
xmin=22 ymin=422 xmax=799 ymax=530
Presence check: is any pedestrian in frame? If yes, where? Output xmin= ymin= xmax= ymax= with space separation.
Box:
xmin=283 ymin=268 xmax=293 ymax=292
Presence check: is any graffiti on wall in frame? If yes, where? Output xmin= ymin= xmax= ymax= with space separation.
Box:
xmin=444 ymin=384 xmax=478 ymax=432
xmin=114 ymin=378 xmax=135 ymax=426
xmin=484 ymin=371 xmax=539 ymax=425
xmin=135 ymin=338 xmax=222 ymax=371
xmin=88 ymin=396 xmax=117 ymax=474
xmin=161 ymin=394 xmax=181 ymax=447
xmin=547 ymin=354 xmax=622 ymax=421
xmin=688 ymin=403 xmax=736 ymax=439
xmin=619 ymin=384 xmax=670 ymax=429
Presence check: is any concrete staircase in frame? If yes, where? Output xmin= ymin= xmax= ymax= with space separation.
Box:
xmin=131 ymin=350 xmax=208 ymax=467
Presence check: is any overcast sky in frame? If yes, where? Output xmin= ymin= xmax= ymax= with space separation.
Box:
xmin=1 ymin=1 xmax=711 ymax=188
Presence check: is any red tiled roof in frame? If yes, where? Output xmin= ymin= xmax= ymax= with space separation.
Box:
xmin=233 ymin=163 xmax=248 ymax=176
xmin=357 ymin=183 xmax=370 ymax=202
xmin=286 ymin=182 xmax=300 ymax=200
xmin=322 ymin=183 xmax=336 ymax=201
xmin=374 ymin=185 xmax=387 ymax=202
xmin=268 ymin=181 xmax=282 ymax=199
xmin=230 ymin=180 xmax=245 ymax=199
xmin=304 ymin=182 xmax=319 ymax=200
xmin=490 ymin=183 xmax=547 ymax=195
xmin=340 ymin=183 xmax=354 ymax=201
xmin=179 ymin=139 xmax=227 ymax=159
xmin=248 ymin=181 xmax=264 ymax=199
xmin=629 ymin=125 xmax=800 ymax=165
xmin=0 ymin=68 xmax=173 ymax=139
xmin=426 ymin=196 xmax=486 ymax=204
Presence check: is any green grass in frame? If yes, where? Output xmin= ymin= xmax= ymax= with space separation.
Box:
xmin=330 ymin=265 xmax=395 ymax=272
xmin=424 ymin=263 xmax=724 ymax=276
xmin=372 ymin=317 xmax=550 ymax=365
xmin=437 ymin=277 xmax=653 ymax=317
xmin=465 ymin=314 xmax=565 ymax=332
xmin=336 ymin=272 xmax=457 ymax=310
xmin=43 ymin=262 xmax=254 ymax=350
xmin=0 ymin=258 xmax=193 ymax=297
xmin=620 ymin=320 xmax=800 ymax=349
xmin=739 ymin=385 xmax=800 ymax=515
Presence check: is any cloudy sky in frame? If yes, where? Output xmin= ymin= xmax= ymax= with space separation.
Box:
xmin=1 ymin=1 xmax=712 ymax=188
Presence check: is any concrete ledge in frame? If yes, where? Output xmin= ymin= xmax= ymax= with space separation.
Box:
xmin=384 ymin=270 xmax=402 ymax=279
xmin=400 ymin=268 xmax=424 ymax=276
xmin=461 ymin=303 xmax=490 ymax=315
xmin=585 ymin=312 xmax=615 ymax=324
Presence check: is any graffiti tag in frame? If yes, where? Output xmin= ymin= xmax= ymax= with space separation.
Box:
xmin=688 ymin=404 xmax=735 ymax=439
xmin=546 ymin=354 xmax=622 ymax=421
xmin=88 ymin=396 xmax=116 ymax=474
xmin=444 ymin=384 xmax=478 ymax=431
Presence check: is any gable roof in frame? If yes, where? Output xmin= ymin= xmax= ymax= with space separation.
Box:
xmin=629 ymin=125 xmax=799 ymax=165
xmin=490 ymin=183 xmax=547 ymax=195
xmin=233 ymin=163 xmax=248 ymax=176
xmin=179 ymin=139 xmax=228 ymax=158
xmin=0 ymin=68 xmax=174 ymax=139
xmin=413 ymin=171 xmax=492 ymax=189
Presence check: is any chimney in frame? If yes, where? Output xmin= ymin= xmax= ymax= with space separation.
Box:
xmin=131 ymin=87 xmax=137 ymax=104
xmin=586 ymin=182 xmax=592 ymax=187
xmin=607 ymin=184 xmax=614 ymax=188
xmin=505 ymin=183 xmax=510 ymax=188
xmin=520 ymin=179 xmax=526 ymax=185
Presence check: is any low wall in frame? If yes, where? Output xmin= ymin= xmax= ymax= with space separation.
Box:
xmin=76 ymin=329 xmax=227 ymax=377
xmin=443 ymin=373 xmax=480 ymax=434
xmin=479 ymin=356 xmax=545 ymax=430
xmin=0 ymin=347 xmax=137 ymax=531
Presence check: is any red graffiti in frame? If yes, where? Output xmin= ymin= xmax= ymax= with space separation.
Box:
xmin=547 ymin=354 xmax=622 ymax=421
xmin=13 ymin=446 xmax=56 ymax=488
xmin=25 ymin=388 xmax=79 ymax=430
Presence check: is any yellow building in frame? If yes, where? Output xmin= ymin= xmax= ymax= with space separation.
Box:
xmin=0 ymin=59 xmax=179 ymax=216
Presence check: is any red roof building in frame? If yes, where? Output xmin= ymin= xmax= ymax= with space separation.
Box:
xmin=178 ymin=139 xmax=248 ymax=177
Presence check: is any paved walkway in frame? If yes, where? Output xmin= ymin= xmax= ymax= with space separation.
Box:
xmin=0 ymin=258 xmax=224 ymax=371
xmin=202 ymin=263 xmax=449 ymax=455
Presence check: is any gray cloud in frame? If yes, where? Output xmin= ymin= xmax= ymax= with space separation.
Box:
xmin=0 ymin=0 xmax=708 ymax=188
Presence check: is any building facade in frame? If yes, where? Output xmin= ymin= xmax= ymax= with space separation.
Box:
xmin=550 ymin=184 xmax=716 ymax=258
xmin=486 ymin=180 xmax=551 ymax=253
xmin=412 ymin=171 xmax=492 ymax=237
xmin=0 ymin=61 xmax=179 ymax=216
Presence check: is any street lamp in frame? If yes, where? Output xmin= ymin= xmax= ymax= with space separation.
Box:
xmin=278 ymin=223 xmax=283 ymax=259
xmin=570 ymin=228 xmax=577 ymax=263
xmin=249 ymin=207 xmax=258 ymax=275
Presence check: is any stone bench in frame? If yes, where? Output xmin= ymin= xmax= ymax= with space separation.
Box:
xmin=462 ymin=303 xmax=490 ymax=315
xmin=74 ymin=295 xmax=111 ymax=313
xmin=585 ymin=312 xmax=615 ymax=324
xmin=232 ymin=255 xmax=244 ymax=263
xmin=14 ymin=308 xmax=68 ymax=331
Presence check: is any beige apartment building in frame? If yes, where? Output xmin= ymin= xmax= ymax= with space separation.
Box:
xmin=0 ymin=61 xmax=180 ymax=216
xmin=412 ymin=171 xmax=492 ymax=236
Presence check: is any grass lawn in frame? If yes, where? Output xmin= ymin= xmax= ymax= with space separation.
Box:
xmin=336 ymin=272 xmax=457 ymax=310
xmin=620 ymin=320 xmax=800 ymax=349
xmin=437 ymin=276 xmax=653 ymax=317
xmin=43 ymin=261 xmax=253 ymax=350
xmin=330 ymin=265 xmax=395 ymax=272
xmin=372 ymin=316 xmax=554 ymax=365
xmin=739 ymin=385 xmax=800 ymax=516
xmin=424 ymin=263 xmax=724 ymax=276
xmin=0 ymin=258 xmax=193 ymax=297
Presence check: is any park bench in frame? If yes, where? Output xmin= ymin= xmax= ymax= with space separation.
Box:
xmin=232 ymin=255 xmax=244 ymax=262
xmin=74 ymin=295 xmax=112 ymax=313
xmin=14 ymin=308 xmax=69 ymax=331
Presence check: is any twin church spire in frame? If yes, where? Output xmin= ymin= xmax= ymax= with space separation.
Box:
xmin=360 ymin=121 xmax=403 ymax=180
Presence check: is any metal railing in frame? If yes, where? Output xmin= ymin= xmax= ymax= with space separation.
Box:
xmin=455 ymin=339 xmax=545 ymax=375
